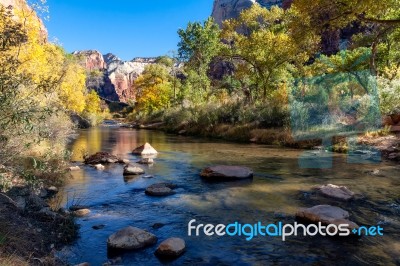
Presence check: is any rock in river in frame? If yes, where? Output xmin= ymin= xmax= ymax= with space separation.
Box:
xmin=137 ymin=158 xmax=154 ymax=165
xmin=155 ymin=238 xmax=186 ymax=259
xmin=316 ymin=184 xmax=355 ymax=201
xmin=73 ymin=209 xmax=91 ymax=217
xmin=84 ymin=152 xmax=120 ymax=165
xmin=132 ymin=143 xmax=158 ymax=156
xmin=200 ymin=165 xmax=253 ymax=181
xmin=123 ymin=165 xmax=145 ymax=176
xmin=296 ymin=205 xmax=359 ymax=231
xmin=107 ymin=226 xmax=157 ymax=250
xmin=145 ymin=183 xmax=177 ymax=197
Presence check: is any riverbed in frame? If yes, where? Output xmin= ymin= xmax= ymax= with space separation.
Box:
xmin=59 ymin=125 xmax=400 ymax=265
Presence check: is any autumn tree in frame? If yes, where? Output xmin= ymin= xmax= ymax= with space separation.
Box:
xmin=134 ymin=64 xmax=172 ymax=113
xmin=222 ymin=4 xmax=318 ymax=101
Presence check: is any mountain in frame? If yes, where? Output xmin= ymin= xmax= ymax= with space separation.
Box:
xmin=211 ymin=0 xmax=286 ymax=26
xmin=74 ymin=50 xmax=156 ymax=103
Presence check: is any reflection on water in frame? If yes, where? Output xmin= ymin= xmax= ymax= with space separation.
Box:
xmin=61 ymin=126 xmax=400 ymax=265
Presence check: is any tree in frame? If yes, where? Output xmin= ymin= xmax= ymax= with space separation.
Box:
xmin=222 ymin=4 xmax=318 ymax=101
xmin=134 ymin=64 xmax=172 ymax=113
xmin=178 ymin=17 xmax=222 ymax=97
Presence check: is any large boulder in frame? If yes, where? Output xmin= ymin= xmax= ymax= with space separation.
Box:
xmin=155 ymin=238 xmax=186 ymax=259
xmin=107 ymin=226 xmax=157 ymax=250
xmin=132 ymin=143 xmax=158 ymax=156
xmin=296 ymin=205 xmax=359 ymax=231
xmin=145 ymin=183 xmax=177 ymax=197
xmin=200 ymin=165 xmax=253 ymax=181
xmin=316 ymin=184 xmax=355 ymax=201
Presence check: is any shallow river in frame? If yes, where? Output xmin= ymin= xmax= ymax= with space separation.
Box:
xmin=59 ymin=125 xmax=400 ymax=265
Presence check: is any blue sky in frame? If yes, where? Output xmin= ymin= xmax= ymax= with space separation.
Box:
xmin=44 ymin=0 xmax=214 ymax=61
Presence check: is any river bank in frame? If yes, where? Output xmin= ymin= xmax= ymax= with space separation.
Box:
xmin=121 ymin=119 xmax=400 ymax=163
xmin=0 ymin=165 xmax=78 ymax=265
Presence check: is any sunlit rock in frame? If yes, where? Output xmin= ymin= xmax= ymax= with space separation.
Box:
xmin=107 ymin=226 xmax=157 ymax=250
xmin=316 ymin=184 xmax=355 ymax=201
xmin=123 ymin=165 xmax=145 ymax=175
xmin=155 ymin=238 xmax=186 ymax=259
xmin=132 ymin=143 xmax=158 ymax=156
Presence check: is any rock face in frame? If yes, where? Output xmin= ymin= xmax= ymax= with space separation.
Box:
xmin=74 ymin=50 xmax=156 ymax=103
xmin=200 ymin=165 xmax=254 ymax=181
xmin=107 ymin=226 xmax=158 ymax=250
xmin=316 ymin=184 xmax=355 ymax=201
xmin=155 ymin=238 xmax=186 ymax=259
xmin=211 ymin=0 xmax=283 ymax=26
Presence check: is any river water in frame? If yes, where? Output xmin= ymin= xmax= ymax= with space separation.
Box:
xmin=59 ymin=125 xmax=400 ymax=265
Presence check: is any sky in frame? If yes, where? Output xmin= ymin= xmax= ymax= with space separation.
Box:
xmin=44 ymin=0 xmax=214 ymax=61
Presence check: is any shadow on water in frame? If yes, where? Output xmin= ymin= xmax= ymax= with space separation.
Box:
xmin=58 ymin=126 xmax=400 ymax=265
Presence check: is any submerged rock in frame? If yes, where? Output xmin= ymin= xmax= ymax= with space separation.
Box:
xmin=316 ymin=184 xmax=355 ymax=201
xmin=123 ymin=165 xmax=145 ymax=175
xmin=132 ymin=143 xmax=158 ymax=156
xmin=200 ymin=165 xmax=253 ymax=181
xmin=296 ymin=205 xmax=359 ymax=231
xmin=145 ymin=183 xmax=177 ymax=197
xmin=155 ymin=238 xmax=186 ymax=259
xmin=107 ymin=226 xmax=157 ymax=250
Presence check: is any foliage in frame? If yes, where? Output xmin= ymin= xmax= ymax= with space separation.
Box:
xmin=134 ymin=64 xmax=172 ymax=113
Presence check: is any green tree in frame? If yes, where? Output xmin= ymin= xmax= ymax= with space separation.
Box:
xmin=178 ymin=17 xmax=222 ymax=99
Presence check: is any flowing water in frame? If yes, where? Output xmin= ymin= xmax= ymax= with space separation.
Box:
xmin=59 ymin=124 xmax=400 ymax=265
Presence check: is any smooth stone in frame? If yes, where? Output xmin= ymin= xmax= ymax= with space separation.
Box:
xmin=94 ymin=164 xmax=105 ymax=171
xmin=295 ymin=205 xmax=359 ymax=233
xmin=123 ymin=165 xmax=145 ymax=175
xmin=69 ymin=166 xmax=81 ymax=171
xmin=155 ymin=238 xmax=186 ymax=259
xmin=107 ymin=226 xmax=157 ymax=250
xmin=132 ymin=143 xmax=158 ymax=155
xmin=73 ymin=209 xmax=91 ymax=217
xmin=200 ymin=165 xmax=253 ymax=181
xmin=316 ymin=184 xmax=355 ymax=201
xmin=137 ymin=158 xmax=154 ymax=165
xmin=145 ymin=183 xmax=177 ymax=197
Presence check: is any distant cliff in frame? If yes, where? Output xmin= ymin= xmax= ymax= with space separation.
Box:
xmin=74 ymin=50 xmax=156 ymax=103
xmin=211 ymin=0 xmax=286 ymax=26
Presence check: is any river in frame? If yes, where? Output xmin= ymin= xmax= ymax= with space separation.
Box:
xmin=58 ymin=125 xmax=400 ymax=265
